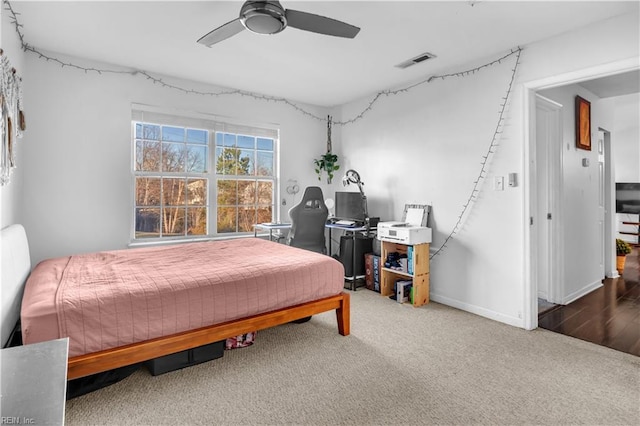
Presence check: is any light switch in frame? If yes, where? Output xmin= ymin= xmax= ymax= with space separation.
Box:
xmin=494 ymin=176 xmax=504 ymax=191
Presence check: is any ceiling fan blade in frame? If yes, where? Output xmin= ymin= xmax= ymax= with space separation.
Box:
xmin=197 ymin=18 xmax=245 ymax=47
xmin=285 ymin=9 xmax=360 ymax=38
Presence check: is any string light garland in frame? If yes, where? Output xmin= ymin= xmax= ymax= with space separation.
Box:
xmin=430 ymin=47 xmax=522 ymax=259
xmin=5 ymin=0 xmax=522 ymax=258
xmin=5 ymin=0 xmax=520 ymax=126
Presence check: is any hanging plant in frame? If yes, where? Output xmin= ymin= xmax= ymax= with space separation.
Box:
xmin=314 ymin=115 xmax=340 ymax=184
xmin=314 ymin=152 xmax=340 ymax=184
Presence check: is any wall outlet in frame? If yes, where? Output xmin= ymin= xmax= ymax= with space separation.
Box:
xmin=494 ymin=176 xmax=504 ymax=191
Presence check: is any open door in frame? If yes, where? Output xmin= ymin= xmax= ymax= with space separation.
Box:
xmin=535 ymin=94 xmax=564 ymax=305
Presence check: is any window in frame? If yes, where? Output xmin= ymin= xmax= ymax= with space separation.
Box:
xmin=132 ymin=108 xmax=277 ymax=240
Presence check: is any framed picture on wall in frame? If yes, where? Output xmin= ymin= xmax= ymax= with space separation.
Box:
xmin=575 ymin=95 xmax=591 ymax=151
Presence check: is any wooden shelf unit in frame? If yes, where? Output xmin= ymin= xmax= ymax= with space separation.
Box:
xmin=380 ymin=240 xmax=430 ymax=307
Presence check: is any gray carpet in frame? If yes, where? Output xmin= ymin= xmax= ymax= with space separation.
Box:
xmin=66 ymin=290 xmax=640 ymax=425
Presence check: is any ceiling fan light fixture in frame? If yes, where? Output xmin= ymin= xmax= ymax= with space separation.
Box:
xmin=242 ymin=11 xmax=286 ymax=34
xmin=241 ymin=2 xmax=287 ymax=35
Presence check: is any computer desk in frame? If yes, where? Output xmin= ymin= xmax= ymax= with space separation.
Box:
xmin=325 ymin=223 xmax=375 ymax=291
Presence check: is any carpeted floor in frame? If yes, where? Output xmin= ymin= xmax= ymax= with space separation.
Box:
xmin=65 ymin=290 xmax=640 ymax=425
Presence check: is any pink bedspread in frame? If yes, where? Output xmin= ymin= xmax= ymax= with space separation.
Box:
xmin=21 ymin=239 xmax=344 ymax=357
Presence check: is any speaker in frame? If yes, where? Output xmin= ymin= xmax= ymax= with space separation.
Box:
xmin=338 ymin=235 xmax=373 ymax=277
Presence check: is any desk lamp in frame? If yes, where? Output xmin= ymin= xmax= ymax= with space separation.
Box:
xmin=342 ymin=169 xmax=369 ymax=224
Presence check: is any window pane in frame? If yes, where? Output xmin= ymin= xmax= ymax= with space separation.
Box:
xmin=162 ymin=178 xmax=185 ymax=206
xmin=187 ymin=207 xmax=207 ymax=235
xmin=216 ymin=147 xmax=250 ymax=175
xmin=222 ymin=133 xmax=235 ymax=147
xmin=136 ymin=177 xmax=161 ymax=206
xmin=256 ymin=151 xmax=273 ymax=177
xmin=135 ymin=207 xmax=160 ymax=238
xmin=162 ymin=126 xmax=184 ymax=142
xmin=238 ymin=149 xmax=254 ymax=175
xmin=217 ymin=207 xmax=237 ymax=233
xmin=187 ymin=178 xmax=207 ymax=206
xmin=162 ymin=142 xmax=185 ymax=172
xmin=143 ymin=124 xmax=160 ymax=140
xmin=135 ymin=140 xmax=161 ymax=172
xmin=257 ymin=181 xmax=273 ymax=205
xmin=257 ymin=206 xmax=273 ymax=224
xmin=162 ymin=208 xmax=185 ymax=236
xmin=238 ymin=207 xmax=257 ymax=232
xmin=186 ymin=129 xmax=207 ymax=144
xmin=237 ymin=135 xmax=255 ymax=149
xmin=257 ymin=137 xmax=273 ymax=151
xmin=217 ymin=179 xmax=237 ymax=205
xmin=187 ymin=145 xmax=207 ymax=173
xmin=238 ymin=180 xmax=256 ymax=205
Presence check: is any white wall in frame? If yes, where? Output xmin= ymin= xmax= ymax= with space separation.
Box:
xmin=610 ymin=93 xmax=640 ymax=182
xmin=336 ymin=12 xmax=639 ymax=327
xmin=21 ymin=52 xmax=330 ymax=265
xmin=0 ymin=7 xmax=26 ymax=229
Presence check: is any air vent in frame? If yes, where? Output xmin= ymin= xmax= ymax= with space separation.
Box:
xmin=395 ymin=52 xmax=437 ymax=69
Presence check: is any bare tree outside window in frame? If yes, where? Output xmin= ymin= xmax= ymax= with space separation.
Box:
xmin=133 ymin=121 xmax=276 ymax=239
xmin=134 ymin=123 xmax=209 ymax=238
xmin=215 ymin=133 xmax=275 ymax=233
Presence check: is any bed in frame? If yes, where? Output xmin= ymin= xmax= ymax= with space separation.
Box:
xmin=1 ymin=224 xmax=350 ymax=380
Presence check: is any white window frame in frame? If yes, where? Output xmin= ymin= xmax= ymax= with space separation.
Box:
xmin=131 ymin=106 xmax=279 ymax=242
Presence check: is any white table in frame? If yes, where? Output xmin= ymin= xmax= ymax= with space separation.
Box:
xmin=253 ymin=223 xmax=292 ymax=242
xmin=1 ymin=338 xmax=69 ymax=425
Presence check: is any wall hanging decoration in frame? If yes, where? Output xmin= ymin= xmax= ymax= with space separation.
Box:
xmin=1 ymin=48 xmax=26 ymax=186
xmin=575 ymin=95 xmax=591 ymax=151
xmin=314 ymin=115 xmax=340 ymax=184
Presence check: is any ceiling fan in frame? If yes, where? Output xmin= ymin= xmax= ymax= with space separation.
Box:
xmin=197 ymin=1 xmax=360 ymax=47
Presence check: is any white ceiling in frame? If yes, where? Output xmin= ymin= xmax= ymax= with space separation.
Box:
xmin=578 ymin=70 xmax=640 ymax=99
xmin=8 ymin=1 xmax=639 ymax=107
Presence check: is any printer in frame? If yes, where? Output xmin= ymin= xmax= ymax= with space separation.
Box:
xmin=377 ymin=221 xmax=432 ymax=245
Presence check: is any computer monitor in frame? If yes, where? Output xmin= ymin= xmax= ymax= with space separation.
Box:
xmin=334 ymin=191 xmax=367 ymax=222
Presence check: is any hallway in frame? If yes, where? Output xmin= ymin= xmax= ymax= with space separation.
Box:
xmin=538 ymin=248 xmax=640 ymax=356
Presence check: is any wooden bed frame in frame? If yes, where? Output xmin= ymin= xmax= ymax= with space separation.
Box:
xmin=1 ymin=224 xmax=350 ymax=381
xmin=68 ymin=292 xmax=349 ymax=379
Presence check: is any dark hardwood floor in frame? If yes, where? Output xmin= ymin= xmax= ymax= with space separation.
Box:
xmin=538 ymin=248 xmax=640 ymax=357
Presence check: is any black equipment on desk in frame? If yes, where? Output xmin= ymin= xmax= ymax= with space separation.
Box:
xmin=337 ymin=234 xmax=373 ymax=277
xmin=335 ymin=191 xmax=367 ymax=222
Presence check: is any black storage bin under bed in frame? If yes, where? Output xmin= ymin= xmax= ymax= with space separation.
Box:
xmin=145 ymin=340 xmax=225 ymax=376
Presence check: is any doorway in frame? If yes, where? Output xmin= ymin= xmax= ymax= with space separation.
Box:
xmin=524 ymin=58 xmax=639 ymax=330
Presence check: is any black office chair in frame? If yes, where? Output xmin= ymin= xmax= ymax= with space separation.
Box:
xmin=287 ymin=186 xmax=328 ymax=254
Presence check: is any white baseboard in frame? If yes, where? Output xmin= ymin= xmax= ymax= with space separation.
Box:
xmin=430 ymin=293 xmax=525 ymax=329
xmin=605 ymin=269 xmax=619 ymax=279
xmin=561 ymin=280 xmax=603 ymax=305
